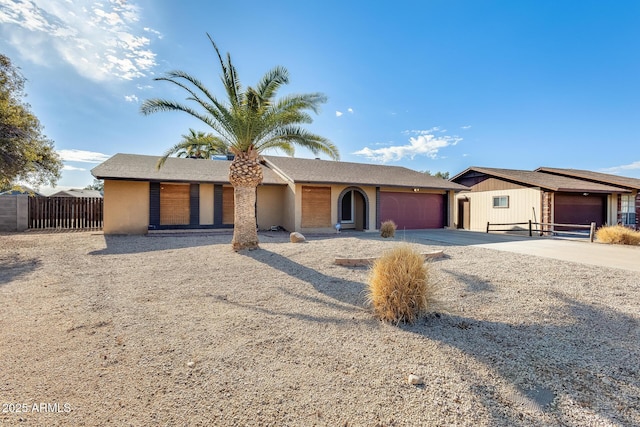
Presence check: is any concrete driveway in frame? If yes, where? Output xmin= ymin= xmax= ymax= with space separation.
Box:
xmin=400 ymin=229 xmax=640 ymax=272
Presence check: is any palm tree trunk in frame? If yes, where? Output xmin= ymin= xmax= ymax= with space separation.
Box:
xmin=231 ymin=184 xmax=259 ymax=250
xmin=229 ymin=147 xmax=262 ymax=251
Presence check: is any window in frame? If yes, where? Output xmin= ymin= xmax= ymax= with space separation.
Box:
xmin=341 ymin=191 xmax=354 ymax=223
xmin=492 ymin=196 xmax=509 ymax=208
xmin=621 ymin=194 xmax=636 ymax=226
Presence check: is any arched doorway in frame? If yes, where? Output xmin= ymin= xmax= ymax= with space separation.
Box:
xmin=337 ymin=187 xmax=369 ymax=231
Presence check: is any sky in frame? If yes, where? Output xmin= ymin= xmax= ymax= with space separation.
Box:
xmin=1 ymin=0 xmax=639 ymax=193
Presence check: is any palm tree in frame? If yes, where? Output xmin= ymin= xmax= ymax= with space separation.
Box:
xmin=156 ymin=128 xmax=229 ymax=169
xmin=141 ymin=34 xmax=339 ymax=250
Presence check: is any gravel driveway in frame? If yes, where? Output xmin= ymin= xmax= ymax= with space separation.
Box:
xmin=1 ymin=230 xmax=638 ymax=426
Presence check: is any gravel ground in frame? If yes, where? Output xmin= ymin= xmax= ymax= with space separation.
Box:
xmin=1 ymin=230 xmax=639 ymax=426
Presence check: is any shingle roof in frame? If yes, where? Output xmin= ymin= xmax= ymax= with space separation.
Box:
xmin=50 ymin=189 xmax=103 ymax=198
xmin=92 ymin=153 xmax=469 ymax=191
xmin=452 ymin=166 xmax=630 ymax=193
xmin=536 ymin=167 xmax=640 ymax=190
xmin=262 ymin=156 xmax=468 ymax=191
xmin=91 ymin=154 xmax=287 ymax=185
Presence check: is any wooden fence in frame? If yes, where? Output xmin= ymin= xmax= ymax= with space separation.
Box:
xmin=29 ymin=197 xmax=103 ymax=230
xmin=486 ymin=220 xmax=597 ymax=242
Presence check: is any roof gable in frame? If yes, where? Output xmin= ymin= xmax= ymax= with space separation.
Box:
xmin=452 ymin=166 xmax=630 ymax=193
xmin=263 ymin=156 xmax=468 ymax=191
xmin=536 ymin=167 xmax=640 ymax=190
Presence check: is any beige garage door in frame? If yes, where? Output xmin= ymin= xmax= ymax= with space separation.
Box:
xmin=301 ymin=186 xmax=331 ymax=228
xmin=160 ymin=183 xmax=190 ymax=225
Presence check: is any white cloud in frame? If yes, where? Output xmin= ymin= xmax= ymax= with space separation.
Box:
xmin=600 ymin=161 xmax=640 ymax=174
xmin=347 ymin=108 xmax=353 ymax=113
xmin=0 ymin=0 xmax=161 ymax=82
xmin=58 ymin=149 xmax=110 ymax=163
xmin=62 ymin=164 xmax=87 ymax=171
xmin=461 ymin=125 xmax=472 ymax=130
xmin=335 ymin=111 xmax=343 ymax=117
xmin=354 ymin=129 xmax=462 ymax=163
xmin=124 ymin=94 xmax=139 ymax=102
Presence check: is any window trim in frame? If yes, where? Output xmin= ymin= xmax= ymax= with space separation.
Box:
xmin=492 ymin=195 xmax=509 ymax=209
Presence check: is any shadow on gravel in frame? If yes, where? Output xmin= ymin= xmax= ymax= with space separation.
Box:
xmin=89 ymin=234 xmax=230 ymax=255
xmin=241 ymin=248 xmax=368 ymax=309
xmin=0 ymin=254 xmax=41 ymax=286
xmin=404 ymin=293 xmax=640 ymax=426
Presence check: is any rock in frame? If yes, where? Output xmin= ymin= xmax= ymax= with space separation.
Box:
xmin=290 ymin=232 xmax=306 ymax=243
xmin=407 ymin=374 xmax=423 ymax=385
xmin=187 ymin=361 xmax=195 ymax=368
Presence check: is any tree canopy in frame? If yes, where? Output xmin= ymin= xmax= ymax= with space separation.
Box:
xmin=423 ymin=170 xmax=450 ymax=180
xmin=156 ymin=128 xmax=229 ymax=169
xmin=0 ymin=54 xmax=62 ymax=190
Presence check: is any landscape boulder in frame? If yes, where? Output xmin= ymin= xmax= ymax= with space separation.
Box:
xmin=290 ymin=232 xmax=306 ymax=243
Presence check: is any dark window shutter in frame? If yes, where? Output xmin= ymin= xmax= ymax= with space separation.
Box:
xmin=190 ymin=183 xmax=199 ymax=225
xmin=213 ymin=184 xmax=223 ymax=226
xmin=149 ymin=182 xmax=160 ymax=228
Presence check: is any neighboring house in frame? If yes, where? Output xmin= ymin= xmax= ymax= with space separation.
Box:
xmin=0 ymin=186 xmax=42 ymax=196
xmin=91 ymin=153 xmax=468 ymax=234
xmin=451 ymin=167 xmax=634 ymax=232
xmin=49 ymin=189 xmax=103 ymax=198
xmin=535 ymin=167 xmax=640 ymax=229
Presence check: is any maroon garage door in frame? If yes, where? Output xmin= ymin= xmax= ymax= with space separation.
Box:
xmin=554 ymin=193 xmax=606 ymax=228
xmin=380 ymin=192 xmax=444 ymax=229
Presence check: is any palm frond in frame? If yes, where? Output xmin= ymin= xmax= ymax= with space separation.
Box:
xmin=141 ymin=34 xmax=337 ymax=162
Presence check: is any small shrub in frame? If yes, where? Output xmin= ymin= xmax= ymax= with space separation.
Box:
xmin=367 ymin=244 xmax=434 ymax=323
xmin=380 ymin=220 xmax=397 ymax=238
xmin=596 ymin=225 xmax=640 ymax=245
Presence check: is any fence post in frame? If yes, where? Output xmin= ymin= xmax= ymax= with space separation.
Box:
xmin=528 ymin=220 xmax=532 ymax=237
xmin=589 ymin=222 xmax=596 ymax=242
xmin=486 ymin=222 xmax=490 ymax=233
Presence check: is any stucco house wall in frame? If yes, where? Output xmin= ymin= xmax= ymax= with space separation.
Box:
xmin=103 ymin=180 xmax=149 ymax=234
xmin=256 ymin=185 xmax=286 ymax=230
xmin=199 ymin=184 xmax=214 ymax=225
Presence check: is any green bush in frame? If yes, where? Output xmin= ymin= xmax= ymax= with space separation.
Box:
xmin=367 ymin=244 xmax=434 ymax=324
xmin=380 ymin=220 xmax=397 ymax=238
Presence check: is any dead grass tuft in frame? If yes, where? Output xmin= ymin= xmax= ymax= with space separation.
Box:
xmin=367 ymin=244 xmax=435 ymax=324
xmin=596 ymin=225 xmax=640 ymax=245
xmin=380 ymin=220 xmax=397 ymax=238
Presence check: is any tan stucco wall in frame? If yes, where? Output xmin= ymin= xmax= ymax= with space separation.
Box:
xmin=256 ymin=185 xmax=286 ymax=230
xmin=281 ymin=182 xmax=296 ymax=232
xmin=292 ymin=184 xmax=377 ymax=233
xmin=455 ymin=187 xmax=542 ymax=232
xmin=103 ymin=180 xmax=149 ymax=234
xmin=199 ymin=184 xmax=214 ymax=225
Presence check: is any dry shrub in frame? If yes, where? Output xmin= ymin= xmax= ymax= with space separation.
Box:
xmin=367 ymin=244 xmax=434 ymax=324
xmin=380 ymin=220 xmax=397 ymax=238
xmin=596 ymin=225 xmax=640 ymax=245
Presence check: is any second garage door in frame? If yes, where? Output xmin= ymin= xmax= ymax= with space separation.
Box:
xmin=554 ymin=193 xmax=606 ymax=228
xmin=380 ymin=192 xmax=445 ymax=229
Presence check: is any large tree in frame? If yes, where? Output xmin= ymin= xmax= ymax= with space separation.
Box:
xmin=156 ymin=128 xmax=229 ymax=168
xmin=0 ymin=54 xmax=61 ymax=190
xmin=141 ymin=35 xmax=339 ymax=251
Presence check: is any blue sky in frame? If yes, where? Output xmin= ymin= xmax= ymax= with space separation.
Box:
xmin=1 ymin=0 xmax=639 ymax=193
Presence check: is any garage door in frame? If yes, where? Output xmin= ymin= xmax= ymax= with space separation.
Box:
xmin=380 ymin=192 xmax=444 ymax=229
xmin=554 ymin=193 xmax=606 ymax=228
xmin=301 ymin=186 xmax=332 ymax=228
